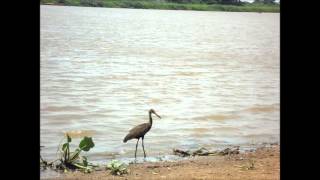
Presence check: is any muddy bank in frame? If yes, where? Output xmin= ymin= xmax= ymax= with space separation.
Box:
xmin=43 ymin=144 xmax=279 ymax=180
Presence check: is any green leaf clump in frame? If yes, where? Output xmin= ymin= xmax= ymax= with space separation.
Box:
xmin=106 ymin=160 xmax=128 ymax=175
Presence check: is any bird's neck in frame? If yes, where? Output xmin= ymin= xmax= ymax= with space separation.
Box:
xmin=149 ymin=112 xmax=153 ymax=126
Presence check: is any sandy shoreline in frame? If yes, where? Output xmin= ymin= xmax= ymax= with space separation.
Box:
xmin=43 ymin=144 xmax=279 ymax=180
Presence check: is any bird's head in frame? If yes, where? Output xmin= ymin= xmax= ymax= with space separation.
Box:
xmin=149 ymin=109 xmax=161 ymax=119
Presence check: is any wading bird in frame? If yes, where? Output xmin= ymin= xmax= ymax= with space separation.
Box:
xmin=123 ymin=109 xmax=161 ymax=159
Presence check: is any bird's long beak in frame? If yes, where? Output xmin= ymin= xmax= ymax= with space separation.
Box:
xmin=154 ymin=112 xmax=161 ymax=119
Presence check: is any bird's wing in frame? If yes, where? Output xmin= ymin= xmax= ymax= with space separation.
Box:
xmin=124 ymin=123 xmax=151 ymax=142
xmin=129 ymin=123 xmax=149 ymax=133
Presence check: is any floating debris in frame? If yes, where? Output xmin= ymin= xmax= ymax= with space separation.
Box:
xmin=173 ymin=146 xmax=240 ymax=157
xmin=173 ymin=149 xmax=191 ymax=157
xmin=218 ymin=146 xmax=240 ymax=156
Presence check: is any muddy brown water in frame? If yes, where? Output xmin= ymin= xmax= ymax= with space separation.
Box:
xmin=41 ymin=5 xmax=279 ymax=170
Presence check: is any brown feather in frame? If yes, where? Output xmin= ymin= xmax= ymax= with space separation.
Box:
xmin=123 ymin=123 xmax=151 ymax=143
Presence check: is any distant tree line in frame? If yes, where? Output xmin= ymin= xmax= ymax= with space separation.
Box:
xmin=253 ymin=0 xmax=276 ymax=4
xmin=165 ymin=0 xmax=242 ymax=5
xmin=44 ymin=0 xmax=278 ymax=7
xmin=165 ymin=0 xmax=276 ymax=5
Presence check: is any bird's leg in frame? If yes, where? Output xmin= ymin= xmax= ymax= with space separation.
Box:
xmin=135 ymin=138 xmax=140 ymax=161
xmin=142 ymin=136 xmax=146 ymax=158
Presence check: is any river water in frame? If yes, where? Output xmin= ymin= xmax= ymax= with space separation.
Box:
xmin=40 ymin=5 xmax=279 ymax=166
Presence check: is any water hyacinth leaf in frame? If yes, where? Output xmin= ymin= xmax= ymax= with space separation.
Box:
xmin=69 ymin=149 xmax=81 ymax=162
xmin=107 ymin=160 xmax=128 ymax=175
xmin=79 ymin=137 xmax=95 ymax=151
xmin=62 ymin=143 xmax=69 ymax=151
xmin=114 ymin=162 xmax=121 ymax=168
xmin=107 ymin=161 xmax=114 ymax=169
xmin=62 ymin=142 xmax=70 ymax=162
xmin=108 ymin=160 xmax=121 ymax=168
xmin=66 ymin=134 xmax=71 ymax=143
xmin=42 ymin=135 xmax=96 ymax=173
xmin=82 ymin=156 xmax=88 ymax=167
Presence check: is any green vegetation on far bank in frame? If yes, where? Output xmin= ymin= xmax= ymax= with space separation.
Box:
xmin=40 ymin=0 xmax=280 ymax=13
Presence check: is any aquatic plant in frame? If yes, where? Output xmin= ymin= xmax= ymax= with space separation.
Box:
xmin=40 ymin=134 xmax=96 ymax=173
xmin=58 ymin=134 xmax=95 ymax=172
xmin=106 ymin=160 xmax=128 ymax=175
